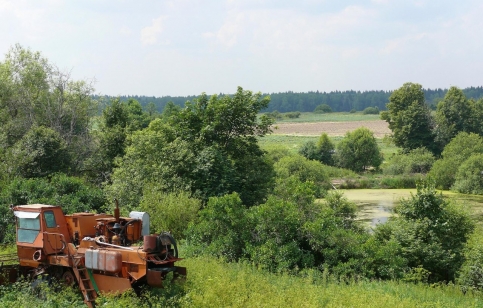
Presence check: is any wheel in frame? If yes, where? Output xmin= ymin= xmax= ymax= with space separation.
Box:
xmin=61 ymin=270 xmax=76 ymax=286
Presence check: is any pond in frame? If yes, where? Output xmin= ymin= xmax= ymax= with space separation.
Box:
xmin=338 ymin=189 xmax=483 ymax=229
xmin=340 ymin=189 xmax=415 ymax=228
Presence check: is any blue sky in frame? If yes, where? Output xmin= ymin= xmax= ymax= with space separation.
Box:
xmin=1 ymin=0 xmax=482 ymax=96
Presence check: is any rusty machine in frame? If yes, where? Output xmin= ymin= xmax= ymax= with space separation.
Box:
xmin=0 ymin=201 xmax=186 ymax=307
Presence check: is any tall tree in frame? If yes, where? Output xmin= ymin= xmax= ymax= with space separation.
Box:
xmin=335 ymin=127 xmax=383 ymax=172
xmin=0 ymin=44 xmax=97 ymax=174
xmin=381 ymin=83 xmax=437 ymax=153
xmin=435 ymin=86 xmax=479 ymax=146
xmin=107 ymin=87 xmax=275 ymax=208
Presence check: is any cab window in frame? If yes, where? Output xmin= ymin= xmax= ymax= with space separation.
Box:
xmin=44 ymin=211 xmax=57 ymax=228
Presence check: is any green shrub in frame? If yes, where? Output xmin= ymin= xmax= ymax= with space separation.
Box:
xmin=379 ymin=175 xmax=419 ymax=188
xmin=362 ymin=106 xmax=380 ymax=115
xmin=383 ymin=148 xmax=435 ymax=175
xmin=452 ymin=154 xmax=483 ymax=194
xmin=284 ymin=111 xmax=301 ymax=119
xmin=314 ymin=104 xmax=332 ymax=113
xmin=429 ymin=132 xmax=483 ymax=189
xmin=274 ymin=155 xmax=330 ymax=196
xmin=373 ymin=183 xmax=475 ymax=282
xmin=457 ymin=228 xmax=483 ymax=293
xmin=140 ymin=186 xmax=201 ymax=239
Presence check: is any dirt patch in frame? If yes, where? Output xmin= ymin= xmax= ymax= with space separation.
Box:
xmin=272 ymin=120 xmax=391 ymax=138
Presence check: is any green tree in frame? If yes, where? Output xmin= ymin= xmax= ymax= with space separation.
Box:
xmin=9 ymin=126 xmax=70 ymax=178
xmin=452 ymin=154 xmax=483 ymax=194
xmin=428 ymin=132 xmax=483 ymax=189
xmin=298 ymin=141 xmax=318 ymax=161
xmin=335 ymin=127 xmax=383 ymax=172
xmin=108 ymin=87 xmax=275 ymax=208
xmin=0 ymin=44 xmax=97 ymax=174
xmin=435 ymin=87 xmax=478 ymax=146
xmin=373 ymin=184 xmax=474 ymax=282
xmin=381 ymin=83 xmax=436 ymax=153
xmin=316 ymin=133 xmax=335 ymax=166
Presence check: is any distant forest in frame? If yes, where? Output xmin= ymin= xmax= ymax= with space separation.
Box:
xmin=98 ymin=86 xmax=483 ymax=113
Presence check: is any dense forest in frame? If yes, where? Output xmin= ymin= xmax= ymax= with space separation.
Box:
xmin=102 ymin=86 xmax=483 ymax=114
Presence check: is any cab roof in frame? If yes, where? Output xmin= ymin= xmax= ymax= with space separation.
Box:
xmin=16 ymin=204 xmax=58 ymax=209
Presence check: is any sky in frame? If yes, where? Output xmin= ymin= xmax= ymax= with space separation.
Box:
xmin=0 ymin=0 xmax=482 ymax=97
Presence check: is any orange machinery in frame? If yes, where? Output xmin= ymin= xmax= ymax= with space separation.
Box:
xmin=3 ymin=202 xmax=186 ymax=307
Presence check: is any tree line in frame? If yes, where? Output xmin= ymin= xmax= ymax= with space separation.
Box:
xmin=101 ymin=86 xmax=483 ymax=114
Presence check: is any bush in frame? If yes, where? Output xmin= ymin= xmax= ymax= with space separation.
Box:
xmin=284 ymin=111 xmax=301 ymax=119
xmin=362 ymin=106 xmax=380 ymax=115
xmin=429 ymin=132 xmax=483 ymax=189
xmin=274 ymin=155 xmax=330 ymax=196
xmin=140 ymin=186 xmax=201 ymax=239
xmin=383 ymin=148 xmax=435 ymax=175
xmin=452 ymin=154 xmax=483 ymax=194
xmin=314 ymin=104 xmax=332 ymax=113
xmin=373 ymin=183 xmax=475 ymax=282
xmin=457 ymin=228 xmax=483 ymax=293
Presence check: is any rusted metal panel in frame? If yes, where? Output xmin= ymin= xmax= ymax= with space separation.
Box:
xmin=92 ymin=274 xmax=132 ymax=294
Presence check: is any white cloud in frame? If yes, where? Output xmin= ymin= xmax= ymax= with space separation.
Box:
xmin=141 ymin=16 xmax=166 ymax=45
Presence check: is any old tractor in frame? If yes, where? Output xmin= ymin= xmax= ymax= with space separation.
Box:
xmin=0 ymin=201 xmax=186 ymax=307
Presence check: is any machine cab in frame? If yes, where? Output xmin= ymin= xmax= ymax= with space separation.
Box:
xmin=14 ymin=204 xmax=71 ymax=261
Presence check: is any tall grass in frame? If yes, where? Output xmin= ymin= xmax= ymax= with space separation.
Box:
xmin=2 ymin=256 xmax=481 ymax=307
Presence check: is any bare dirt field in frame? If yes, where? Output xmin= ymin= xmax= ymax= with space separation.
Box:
xmin=272 ymin=120 xmax=391 ymax=138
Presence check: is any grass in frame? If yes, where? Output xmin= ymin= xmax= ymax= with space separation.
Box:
xmin=3 ymin=246 xmax=482 ymax=307
xmin=259 ymin=134 xmax=398 ymax=158
xmin=173 ymin=257 xmax=483 ymax=307
xmin=270 ymin=112 xmax=382 ymax=123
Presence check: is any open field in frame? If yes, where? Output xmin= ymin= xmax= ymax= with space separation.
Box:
xmin=271 ymin=112 xmax=382 ymax=123
xmin=272 ymin=120 xmax=391 ymax=138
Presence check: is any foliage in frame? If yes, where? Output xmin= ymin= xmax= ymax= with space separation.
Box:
xmin=383 ymin=148 xmax=435 ymax=175
xmin=362 ymin=106 xmax=379 ymax=115
xmin=0 ymin=44 xmax=97 ymax=174
xmin=434 ymin=87 xmax=481 ymax=147
xmin=316 ymin=133 xmax=335 ymax=166
xmin=7 ymin=126 xmax=70 ymax=178
xmin=108 ymin=87 xmax=275 ymax=208
xmin=299 ymin=133 xmax=335 ymax=166
xmin=0 ymin=174 xmax=107 ymax=230
xmin=283 ymin=111 xmax=301 ymax=119
xmin=457 ymin=228 xmax=483 ymax=293
xmin=139 ymin=186 xmax=201 ymax=239
xmin=314 ymin=103 xmax=332 ymax=113
xmin=428 ymin=132 xmax=483 ymax=190
xmin=85 ymin=98 xmax=153 ymax=185
xmin=373 ymin=183 xmax=475 ymax=282
xmin=452 ymin=154 xmax=483 ymax=194
xmin=185 ymin=193 xmax=248 ymax=261
xmin=381 ymin=83 xmax=437 ymax=153
xmin=335 ymin=127 xmax=383 ymax=172
xmin=274 ymin=155 xmax=329 ymax=197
